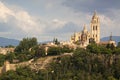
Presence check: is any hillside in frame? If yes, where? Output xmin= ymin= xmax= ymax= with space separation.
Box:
xmin=101 ymin=36 xmax=120 ymax=44
xmin=0 ymin=37 xmax=19 ymax=47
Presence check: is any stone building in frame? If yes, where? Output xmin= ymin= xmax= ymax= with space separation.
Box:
xmin=70 ymin=11 xmax=116 ymax=47
xmin=70 ymin=25 xmax=91 ymax=47
xmin=0 ymin=47 xmax=14 ymax=55
xmin=70 ymin=11 xmax=100 ymax=47
xmin=99 ymin=33 xmax=116 ymax=47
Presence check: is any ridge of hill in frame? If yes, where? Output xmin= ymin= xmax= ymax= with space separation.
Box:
xmin=0 ymin=37 xmax=19 ymax=47
xmin=101 ymin=36 xmax=120 ymax=44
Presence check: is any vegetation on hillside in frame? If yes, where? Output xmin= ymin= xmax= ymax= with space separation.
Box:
xmin=0 ymin=66 xmax=45 ymax=80
xmin=48 ymin=47 xmax=120 ymax=80
xmin=0 ymin=38 xmax=120 ymax=80
xmin=0 ymin=37 xmax=73 ymax=66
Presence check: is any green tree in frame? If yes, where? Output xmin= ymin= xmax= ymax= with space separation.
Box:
xmin=0 ymin=54 xmax=6 ymax=66
xmin=5 ymin=53 xmax=16 ymax=63
xmin=87 ymin=43 xmax=100 ymax=54
xmin=106 ymin=43 xmax=115 ymax=50
xmin=113 ymin=48 xmax=120 ymax=54
xmin=47 ymin=46 xmax=61 ymax=55
xmin=15 ymin=37 xmax=38 ymax=53
xmin=117 ymin=42 xmax=120 ymax=48
xmin=113 ymin=59 xmax=120 ymax=79
xmin=53 ymin=38 xmax=60 ymax=45
xmin=61 ymin=45 xmax=73 ymax=53
xmin=32 ymin=45 xmax=46 ymax=58
xmin=0 ymin=66 xmax=44 ymax=80
xmin=100 ymin=46 xmax=112 ymax=54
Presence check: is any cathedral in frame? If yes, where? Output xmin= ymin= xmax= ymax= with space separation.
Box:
xmin=70 ymin=11 xmax=100 ymax=47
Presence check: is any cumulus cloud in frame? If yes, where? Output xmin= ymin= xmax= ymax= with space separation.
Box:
xmin=14 ymin=11 xmax=41 ymax=33
xmin=62 ymin=0 xmax=120 ymax=13
xmin=0 ymin=2 xmax=14 ymax=22
xmin=100 ymin=15 xmax=114 ymax=27
xmin=62 ymin=0 xmax=120 ymax=38
xmin=98 ymin=9 xmax=120 ymax=37
xmin=52 ymin=19 xmax=66 ymax=28
xmin=0 ymin=1 xmax=43 ymax=36
xmin=0 ymin=1 xmax=72 ymax=41
xmin=0 ymin=0 xmax=120 ymax=41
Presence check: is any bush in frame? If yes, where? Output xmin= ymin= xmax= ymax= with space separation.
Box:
xmin=117 ymin=42 xmax=120 ymax=48
xmin=61 ymin=45 xmax=73 ymax=53
xmin=0 ymin=66 xmax=44 ymax=80
xmin=47 ymin=46 xmax=62 ymax=55
xmin=113 ymin=48 xmax=120 ymax=54
xmin=0 ymin=54 xmax=6 ymax=66
xmin=87 ymin=43 xmax=100 ymax=54
xmin=32 ymin=45 xmax=46 ymax=58
xmin=5 ymin=53 xmax=16 ymax=63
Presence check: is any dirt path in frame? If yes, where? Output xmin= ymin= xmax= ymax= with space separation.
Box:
xmin=40 ymin=56 xmax=57 ymax=69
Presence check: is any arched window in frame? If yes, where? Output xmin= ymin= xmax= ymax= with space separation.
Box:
xmin=96 ymin=26 xmax=97 ymax=30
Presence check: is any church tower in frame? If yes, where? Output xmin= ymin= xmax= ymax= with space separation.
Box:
xmin=90 ymin=11 xmax=100 ymax=43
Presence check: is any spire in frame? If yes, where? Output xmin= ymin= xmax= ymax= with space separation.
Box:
xmin=92 ymin=10 xmax=97 ymax=19
xmin=83 ymin=24 xmax=87 ymax=32
xmin=83 ymin=24 xmax=86 ymax=30
xmin=109 ymin=32 xmax=112 ymax=41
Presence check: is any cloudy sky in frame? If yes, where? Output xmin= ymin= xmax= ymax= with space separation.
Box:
xmin=0 ymin=0 xmax=120 ymax=42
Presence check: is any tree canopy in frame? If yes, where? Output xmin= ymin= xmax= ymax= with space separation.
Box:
xmin=15 ymin=37 xmax=38 ymax=53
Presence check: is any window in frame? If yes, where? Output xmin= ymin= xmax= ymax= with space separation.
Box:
xmin=96 ymin=26 xmax=97 ymax=30
xmin=93 ymin=26 xmax=95 ymax=30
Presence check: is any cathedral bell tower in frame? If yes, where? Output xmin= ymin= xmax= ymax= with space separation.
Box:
xmin=90 ymin=11 xmax=100 ymax=43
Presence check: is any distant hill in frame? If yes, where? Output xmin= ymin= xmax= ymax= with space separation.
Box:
xmin=0 ymin=37 xmax=19 ymax=47
xmin=101 ymin=36 xmax=120 ymax=44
